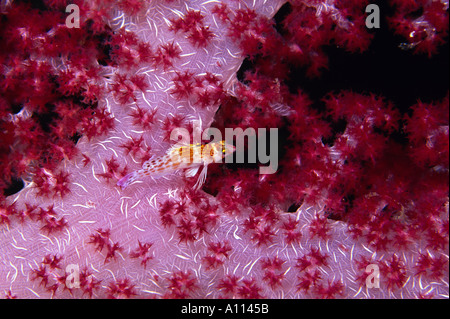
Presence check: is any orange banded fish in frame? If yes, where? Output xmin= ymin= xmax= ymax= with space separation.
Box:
xmin=117 ymin=140 xmax=235 ymax=190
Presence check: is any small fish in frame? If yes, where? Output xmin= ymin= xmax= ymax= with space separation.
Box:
xmin=117 ymin=141 xmax=235 ymax=190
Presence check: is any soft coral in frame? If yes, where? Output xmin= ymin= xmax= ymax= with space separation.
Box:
xmin=405 ymin=96 xmax=449 ymax=169
xmin=78 ymin=107 xmax=115 ymax=140
xmin=170 ymin=10 xmax=215 ymax=47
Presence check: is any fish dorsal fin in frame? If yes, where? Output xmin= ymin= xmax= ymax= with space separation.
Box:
xmin=166 ymin=142 xmax=205 ymax=164
xmin=165 ymin=142 xmax=189 ymax=159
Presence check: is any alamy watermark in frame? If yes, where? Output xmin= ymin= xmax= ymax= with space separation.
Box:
xmin=61 ymin=0 xmax=381 ymax=171
xmin=365 ymin=4 xmax=380 ymax=29
xmin=65 ymin=3 xmax=380 ymax=30
xmin=65 ymin=264 xmax=80 ymax=289
xmin=65 ymin=4 xmax=80 ymax=29
xmin=170 ymin=120 xmax=279 ymax=174
xmin=365 ymin=264 xmax=380 ymax=289
xmin=63 ymin=261 xmax=381 ymax=292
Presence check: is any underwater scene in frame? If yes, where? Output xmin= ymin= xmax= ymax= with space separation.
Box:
xmin=0 ymin=0 xmax=448 ymax=300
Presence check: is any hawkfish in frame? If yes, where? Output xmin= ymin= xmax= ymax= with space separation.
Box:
xmin=117 ymin=140 xmax=235 ymax=190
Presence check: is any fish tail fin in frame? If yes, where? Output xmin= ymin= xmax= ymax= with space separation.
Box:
xmin=117 ymin=170 xmax=142 ymax=189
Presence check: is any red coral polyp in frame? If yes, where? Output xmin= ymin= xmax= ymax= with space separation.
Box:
xmin=165 ymin=270 xmax=198 ymax=299
xmin=107 ymin=278 xmax=136 ymax=299
xmin=153 ymin=42 xmax=182 ymax=70
xmin=130 ymin=241 xmax=154 ymax=268
xmin=170 ymin=10 xmax=215 ymax=48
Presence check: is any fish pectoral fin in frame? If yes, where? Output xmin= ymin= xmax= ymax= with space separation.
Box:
xmin=185 ymin=166 xmax=200 ymax=177
xmin=194 ymin=165 xmax=208 ymax=190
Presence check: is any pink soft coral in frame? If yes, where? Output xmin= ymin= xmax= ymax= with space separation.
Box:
xmin=1 ymin=0 xmax=448 ymax=300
